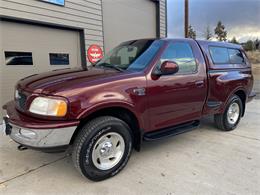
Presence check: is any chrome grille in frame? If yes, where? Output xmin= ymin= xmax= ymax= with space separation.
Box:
xmin=16 ymin=90 xmax=28 ymax=111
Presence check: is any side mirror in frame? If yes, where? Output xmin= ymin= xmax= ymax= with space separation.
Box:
xmin=154 ymin=61 xmax=179 ymax=76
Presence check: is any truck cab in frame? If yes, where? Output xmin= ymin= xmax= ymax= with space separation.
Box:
xmin=2 ymin=38 xmax=254 ymax=181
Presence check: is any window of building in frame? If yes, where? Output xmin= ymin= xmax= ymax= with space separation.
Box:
xmin=41 ymin=0 xmax=65 ymax=6
xmin=228 ymin=48 xmax=245 ymax=64
xmin=5 ymin=51 xmax=33 ymax=65
xmin=49 ymin=53 xmax=70 ymax=65
xmin=158 ymin=42 xmax=197 ymax=74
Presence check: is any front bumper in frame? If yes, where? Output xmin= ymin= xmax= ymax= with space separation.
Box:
xmin=2 ymin=101 xmax=79 ymax=149
xmin=5 ymin=119 xmax=77 ymax=149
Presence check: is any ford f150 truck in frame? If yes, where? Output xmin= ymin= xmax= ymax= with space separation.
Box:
xmin=2 ymin=38 xmax=255 ymax=181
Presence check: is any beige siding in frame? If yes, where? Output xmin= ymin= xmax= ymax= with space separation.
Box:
xmin=102 ymin=0 xmax=157 ymax=52
xmin=0 ymin=0 xmax=104 ymax=53
xmin=102 ymin=0 xmax=167 ymax=52
xmin=0 ymin=0 xmax=104 ymax=118
xmin=159 ymin=0 xmax=167 ymax=38
xmin=0 ymin=0 xmax=167 ymax=64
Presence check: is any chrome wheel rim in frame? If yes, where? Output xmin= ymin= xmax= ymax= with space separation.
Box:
xmin=227 ymin=102 xmax=240 ymax=125
xmin=92 ymin=132 xmax=125 ymax=170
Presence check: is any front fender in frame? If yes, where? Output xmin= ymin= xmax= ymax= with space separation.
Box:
xmin=77 ymin=101 xmax=135 ymax=119
xmin=76 ymin=100 xmax=146 ymax=130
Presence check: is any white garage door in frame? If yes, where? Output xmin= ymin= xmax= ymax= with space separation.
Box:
xmin=0 ymin=21 xmax=81 ymax=117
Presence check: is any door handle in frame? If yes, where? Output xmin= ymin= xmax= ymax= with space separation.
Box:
xmin=195 ymin=80 xmax=204 ymax=88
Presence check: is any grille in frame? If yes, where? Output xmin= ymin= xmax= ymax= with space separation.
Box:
xmin=16 ymin=91 xmax=28 ymax=111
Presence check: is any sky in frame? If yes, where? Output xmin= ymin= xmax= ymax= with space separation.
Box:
xmin=167 ymin=0 xmax=260 ymax=42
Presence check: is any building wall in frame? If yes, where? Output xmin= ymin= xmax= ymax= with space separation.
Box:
xmin=0 ymin=0 xmax=167 ymax=60
xmin=102 ymin=0 xmax=167 ymax=52
xmin=102 ymin=0 xmax=157 ymax=52
xmin=0 ymin=0 xmax=167 ymax=59
xmin=0 ymin=0 xmax=167 ymax=118
xmin=0 ymin=0 xmax=104 ymax=54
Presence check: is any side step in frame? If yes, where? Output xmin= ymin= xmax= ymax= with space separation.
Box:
xmin=143 ymin=120 xmax=200 ymax=141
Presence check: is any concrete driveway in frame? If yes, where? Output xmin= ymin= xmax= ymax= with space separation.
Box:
xmin=0 ymin=100 xmax=259 ymax=195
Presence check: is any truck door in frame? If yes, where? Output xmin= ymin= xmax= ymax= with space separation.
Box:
xmin=147 ymin=40 xmax=207 ymax=131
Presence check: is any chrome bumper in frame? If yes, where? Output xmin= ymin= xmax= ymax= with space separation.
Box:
xmin=3 ymin=117 xmax=77 ymax=148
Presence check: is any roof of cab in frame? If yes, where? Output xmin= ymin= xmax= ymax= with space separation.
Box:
xmin=159 ymin=38 xmax=242 ymax=49
xmin=124 ymin=38 xmax=243 ymax=50
xmin=195 ymin=39 xmax=242 ymax=49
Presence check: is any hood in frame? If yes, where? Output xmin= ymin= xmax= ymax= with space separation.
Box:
xmin=17 ymin=67 xmax=121 ymax=94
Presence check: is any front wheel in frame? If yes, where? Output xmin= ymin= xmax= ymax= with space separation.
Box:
xmin=214 ymin=95 xmax=243 ymax=131
xmin=72 ymin=116 xmax=132 ymax=181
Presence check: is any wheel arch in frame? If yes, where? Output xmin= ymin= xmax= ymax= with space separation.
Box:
xmin=234 ymin=90 xmax=246 ymax=117
xmin=70 ymin=106 xmax=142 ymax=151
xmin=223 ymin=88 xmax=247 ymax=117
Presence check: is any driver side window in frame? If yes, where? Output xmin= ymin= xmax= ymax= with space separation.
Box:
xmin=158 ymin=42 xmax=197 ymax=74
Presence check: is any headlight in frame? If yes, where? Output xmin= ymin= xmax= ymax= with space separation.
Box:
xmin=29 ymin=97 xmax=67 ymax=117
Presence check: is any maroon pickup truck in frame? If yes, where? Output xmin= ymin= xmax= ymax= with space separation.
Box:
xmin=2 ymin=38 xmax=255 ymax=181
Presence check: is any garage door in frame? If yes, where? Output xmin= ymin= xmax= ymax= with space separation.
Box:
xmin=103 ymin=0 xmax=157 ymax=52
xmin=0 ymin=21 xmax=81 ymax=118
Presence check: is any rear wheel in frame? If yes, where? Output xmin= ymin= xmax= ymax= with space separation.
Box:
xmin=72 ymin=116 xmax=132 ymax=181
xmin=214 ymin=95 xmax=243 ymax=131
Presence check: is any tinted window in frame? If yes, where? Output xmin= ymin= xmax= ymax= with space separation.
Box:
xmin=228 ymin=49 xmax=244 ymax=64
xmin=96 ymin=40 xmax=163 ymax=71
xmin=5 ymin=51 xmax=33 ymax=65
xmin=209 ymin=47 xmax=229 ymax=64
xmin=112 ymin=46 xmax=138 ymax=65
xmin=128 ymin=40 xmax=163 ymax=71
xmin=49 ymin=53 xmax=69 ymax=65
xmin=209 ymin=47 xmax=245 ymax=64
xmin=159 ymin=42 xmax=197 ymax=74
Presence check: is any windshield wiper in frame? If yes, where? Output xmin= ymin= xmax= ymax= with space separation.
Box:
xmin=98 ymin=63 xmax=124 ymax=72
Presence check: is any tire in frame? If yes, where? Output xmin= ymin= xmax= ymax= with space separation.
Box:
xmin=214 ymin=95 xmax=243 ymax=131
xmin=72 ymin=116 xmax=132 ymax=181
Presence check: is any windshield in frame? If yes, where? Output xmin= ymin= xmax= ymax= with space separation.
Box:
xmin=95 ymin=40 xmax=163 ymax=71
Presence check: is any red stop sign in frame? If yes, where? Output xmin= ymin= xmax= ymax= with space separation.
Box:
xmin=87 ymin=44 xmax=103 ymax=64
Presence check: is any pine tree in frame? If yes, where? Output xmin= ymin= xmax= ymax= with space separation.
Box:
xmin=230 ymin=37 xmax=239 ymax=44
xmin=214 ymin=21 xmax=227 ymax=41
xmin=204 ymin=25 xmax=213 ymax=40
xmin=244 ymin=40 xmax=254 ymax=51
xmin=254 ymin=38 xmax=259 ymax=50
xmin=187 ymin=25 xmax=196 ymax=39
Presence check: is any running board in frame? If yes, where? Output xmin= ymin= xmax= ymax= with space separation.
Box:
xmin=143 ymin=120 xmax=200 ymax=141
